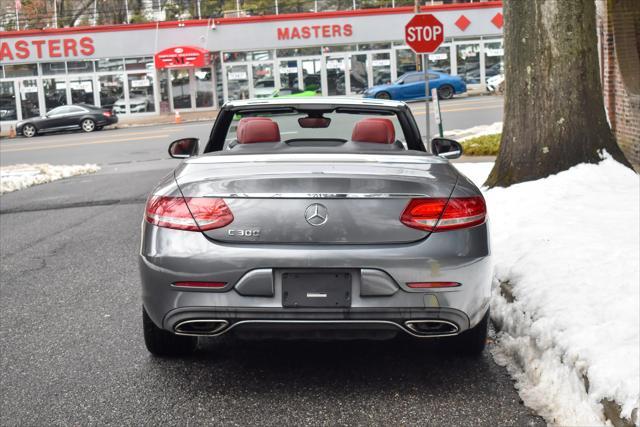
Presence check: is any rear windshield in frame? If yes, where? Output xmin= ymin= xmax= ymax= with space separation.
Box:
xmin=225 ymin=111 xmax=408 ymax=148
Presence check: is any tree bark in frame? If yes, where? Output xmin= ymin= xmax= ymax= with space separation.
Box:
xmin=485 ymin=0 xmax=632 ymax=188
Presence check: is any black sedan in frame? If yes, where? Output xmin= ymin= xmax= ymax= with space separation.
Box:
xmin=17 ymin=104 xmax=118 ymax=138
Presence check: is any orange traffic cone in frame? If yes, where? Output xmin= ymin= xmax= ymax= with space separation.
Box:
xmin=8 ymin=125 xmax=16 ymax=138
xmin=174 ymin=110 xmax=182 ymax=124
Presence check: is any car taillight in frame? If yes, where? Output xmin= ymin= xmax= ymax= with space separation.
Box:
xmin=103 ymin=111 xmax=112 ymax=117
xmin=145 ymin=196 xmax=233 ymax=231
xmin=400 ymin=196 xmax=486 ymax=232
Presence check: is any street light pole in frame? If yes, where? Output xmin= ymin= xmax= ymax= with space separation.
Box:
xmin=197 ymin=0 xmax=201 ymax=19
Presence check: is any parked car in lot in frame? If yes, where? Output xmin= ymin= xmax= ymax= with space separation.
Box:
xmin=140 ymin=98 xmax=491 ymax=357
xmin=364 ymin=71 xmax=467 ymax=101
xmin=17 ymin=103 xmax=118 ymax=137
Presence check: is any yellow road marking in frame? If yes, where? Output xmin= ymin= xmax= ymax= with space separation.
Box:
xmin=0 ymin=130 xmax=175 ymax=150
xmin=0 ymin=134 xmax=168 ymax=153
xmin=411 ymin=100 xmax=503 ymax=111
xmin=413 ymin=104 xmax=503 ymax=115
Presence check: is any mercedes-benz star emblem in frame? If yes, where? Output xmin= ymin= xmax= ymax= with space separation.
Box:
xmin=304 ymin=203 xmax=328 ymax=226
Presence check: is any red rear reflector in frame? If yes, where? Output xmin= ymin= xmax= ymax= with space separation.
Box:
xmin=400 ymin=196 xmax=486 ymax=232
xmin=145 ymin=196 xmax=233 ymax=231
xmin=173 ymin=281 xmax=227 ymax=288
xmin=407 ymin=282 xmax=461 ymax=289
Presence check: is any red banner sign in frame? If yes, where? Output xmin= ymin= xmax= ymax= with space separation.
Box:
xmin=154 ymin=46 xmax=211 ymax=69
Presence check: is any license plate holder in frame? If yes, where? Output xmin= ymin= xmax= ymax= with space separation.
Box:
xmin=282 ymin=272 xmax=351 ymax=308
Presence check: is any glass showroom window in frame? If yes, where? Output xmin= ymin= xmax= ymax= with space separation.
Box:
xmin=99 ymin=74 xmax=124 ymax=111
xmin=68 ymin=74 xmax=96 ymax=106
xmin=19 ymin=80 xmax=41 ymax=119
xmin=252 ymin=63 xmax=275 ymax=98
xmin=484 ymin=41 xmax=504 ymax=79
xmin=4 ymin=63 xmax=38 ymax=78
xmin=456 ymin=43 xmax=481 ymax=84
xmin=0 ymin=81 xmax=18 ymax=122
xmin=195 ymin=67 xmax=214 ymax=108
xmin=96 ymin=58 xmax=124 ymax=72
xmin=171 ymin=69 xmax=191 ymax=109
xmin=396 ymin=49 xmax=417 ymax=76
xmin=350 ymin=53 xmax=368 ymax=94
xmin=371 ymin=52 xmax=391 ymax=86
xmin=225 ymin=65 xmax=250 ymax=101
xmin=127 ymin=72 xmax=155 ymax=114
xmin=428 ymin=45 xmax=451 ymax=74
xmin=278 ymin=59 xmax=298 ymax=95
xmin=43 ymin=77 xmax=68 ymax=112
xmin=41 ymin=61 xmax=67 ymax=76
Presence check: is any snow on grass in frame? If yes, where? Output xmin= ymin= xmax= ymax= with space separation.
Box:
xmin=455 ymin=157 xmax=640 ymax=426
xmin=445 ymin=121 xmax=502 ymax=142
xmin=0 ymin=164 xmax=100 ymax=195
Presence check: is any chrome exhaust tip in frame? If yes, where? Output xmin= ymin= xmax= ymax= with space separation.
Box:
xmin=174 ymin=319 xmax=229 ymax=336
xmin=404 ymin=320 xmax=459 ymax=337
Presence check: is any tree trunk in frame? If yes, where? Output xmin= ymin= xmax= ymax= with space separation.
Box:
xmin=485 ymin=0 xmax=632 ymax=188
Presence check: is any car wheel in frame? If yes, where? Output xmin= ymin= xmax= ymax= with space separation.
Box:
xmin=375 ymin=91 xmax=391 ymax=100
xmin=22 ymin=123 xmax=37 ymax=138
xmin=437 ymin=85 xmax=454 ymax=100
xmin=142 ymin=306 xmax=197 ymax=357
xmin=447 ymin=309 xmax=489 ymax=357
xmin=81 ymin=118 xmax=96 ymax=132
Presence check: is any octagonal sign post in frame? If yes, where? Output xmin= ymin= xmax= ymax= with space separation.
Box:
xmin=405 ymin=14 xmax=444 ymax=141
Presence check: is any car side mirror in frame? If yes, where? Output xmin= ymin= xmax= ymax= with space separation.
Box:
xmin=169 ymin=137 xmax=199 ymax=159
xmin=430 ymin=137 xmax=463 ymax=159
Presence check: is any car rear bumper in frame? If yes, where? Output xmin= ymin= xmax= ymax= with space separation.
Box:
xmin=140 ymin=222 xmax=491 ymax=338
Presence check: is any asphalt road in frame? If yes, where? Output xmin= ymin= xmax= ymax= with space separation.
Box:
xmin=0 ymin=95 xmax=544 ymax=425
xmin=0 ymin=96 xmax=503 ymax=166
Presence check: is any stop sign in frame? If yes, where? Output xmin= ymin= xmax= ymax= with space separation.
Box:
xmin=405 ymin=14 xmax=444 ymax=54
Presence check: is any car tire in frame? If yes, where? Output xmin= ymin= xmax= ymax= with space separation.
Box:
xmin=22 ymin=123 xmax=37 ymax=138
xmin=142 ymin=307 xmax=197 ymax=357
xmin=375 ymin=91 xmax=391 ymax=100
xmin=81 ymin=118 xmax=96 ymax=133
xmin=447 ymin=309 xmax=489 ymax=357
xmin=437 ymin=85 xmax=454 ymax=100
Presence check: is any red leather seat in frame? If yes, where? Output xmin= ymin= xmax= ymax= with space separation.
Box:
xmin=351 ymin=118 xmax=396 ymax=144
xmin=236 ymin=118 xmax=281 ymax=144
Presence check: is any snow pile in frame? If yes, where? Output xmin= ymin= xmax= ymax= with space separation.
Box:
xmin=0 ymin=163 xmax=100 ymax=194
xmin=455 ymin=157 xmax=640 ymax=426
xmin=445 ymin=121 xmax=503 ymax=141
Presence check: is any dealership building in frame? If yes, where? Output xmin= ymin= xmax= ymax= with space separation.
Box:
xmin=0 ymin=1 xmax=503 ymax=125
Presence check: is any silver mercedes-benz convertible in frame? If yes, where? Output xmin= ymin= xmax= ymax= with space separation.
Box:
xmin=140 ymin=98 xmax=491 ymax=357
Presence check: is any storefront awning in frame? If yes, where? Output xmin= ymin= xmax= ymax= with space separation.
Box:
xmin=154 ymin=46 xmax=211 ymax=69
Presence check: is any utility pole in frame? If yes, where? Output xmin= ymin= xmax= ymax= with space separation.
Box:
xmin=15 ymin=0 xmax=20 ymax=31
xmin=92 ymin=0 xmax=97 ymax=26
xmin=414 ymin=0 xmax=421 ymax=72
xmin=197 ymin=0 xmax=201 ymax=19
xmin=53 ymin=0 xmax=58 ymax=28
xmin=125 ymin=0 xmax=130 ymax=23
xmin=275 ymin=0 xmax=278 ymax=15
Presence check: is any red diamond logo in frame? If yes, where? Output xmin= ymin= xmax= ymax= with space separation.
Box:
xmin=491 ymin=12 xmax=503 ymax=29
xmin=455 ymin=15 xmax=471 ymax=31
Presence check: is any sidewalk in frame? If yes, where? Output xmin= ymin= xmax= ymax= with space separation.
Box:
xmin=113 ymin=110 xmax=219 ymax=129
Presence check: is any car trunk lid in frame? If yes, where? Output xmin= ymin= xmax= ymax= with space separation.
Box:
xmin=175 ymin=153 xmax=458 ymax=244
